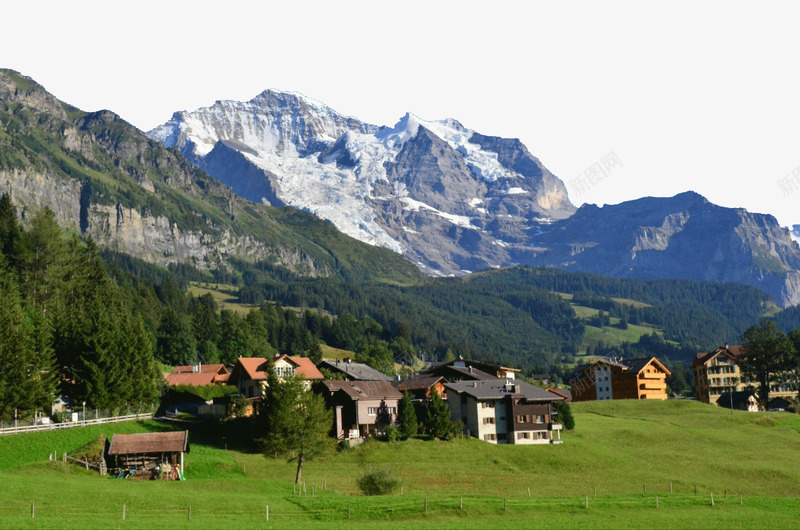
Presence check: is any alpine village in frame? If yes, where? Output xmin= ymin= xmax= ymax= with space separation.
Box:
xmin=3 ymin=67 xmax=800 ymax=528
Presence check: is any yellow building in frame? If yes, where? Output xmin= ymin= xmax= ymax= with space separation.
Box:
xmin=692 ymin=345 xmax=746 ymax=405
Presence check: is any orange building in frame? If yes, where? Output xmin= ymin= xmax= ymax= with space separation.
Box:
xmin=567 ymin=357 xmax=671 ymax=402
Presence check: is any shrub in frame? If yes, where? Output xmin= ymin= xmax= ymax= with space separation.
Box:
xmin=337 ymin=440 xmax=350 ymax=452
xmin=384 ymin=424 xmax=400 ymax=442
xmin=356 ymin=466 xmax=401 ymax=496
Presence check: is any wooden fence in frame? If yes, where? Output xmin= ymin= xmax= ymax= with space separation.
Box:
xmin=0 ymin=413 xmax=154 ymax=436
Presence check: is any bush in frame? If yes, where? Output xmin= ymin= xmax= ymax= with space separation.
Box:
xmin=337 ymin=440 xmax=350 ymax=452
xmin=384 ymin=424 xmax=400 ymax=442
xmin=356 ymin=466 xmax=401 ymax=496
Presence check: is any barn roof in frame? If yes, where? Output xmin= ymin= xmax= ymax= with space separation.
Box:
xmin=165 ymin=364 xmax=229 ymax=387
xmin=108 ymin=431 xmax=190 ymax=455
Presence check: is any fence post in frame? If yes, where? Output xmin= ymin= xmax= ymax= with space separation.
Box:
xmin=293 ymin=484 xmax=296 ymax=495
xmin=123 ymin=504 xmax=126 ymax=520
xmin=460 ymin=497 xmax=463 ymax=510
xmin=31 ymin=502 xmax=34 ymax=519
xmin=425 ymin=498 xmax=428 ymax=512
xmin=670 ymin=482 xmax=673 ymax=494
xmin=694 ymin=484 xmax=697 ymax=496
xmin=656 ymin=495 xmax=659 ymax=508
xmin=266 ymin=505 xmax=269 ymax=522
xmin=348 ymin=506 xmax=351 ymax=519
xmin=188 ymin=506 xmax=191 ymax=521
xmin=504 ymin=498 xmax=507 ymax=511
xmin=585 ymin=495 xmax=588 ymax=509
xmin=710 ymin=493 xmax=714 ymax=507
xmin=740 ymin=494 xmax=743 ymax=505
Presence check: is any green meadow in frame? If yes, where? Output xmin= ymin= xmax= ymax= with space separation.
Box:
xmin=1 ymin=400 xmax=799 ymax=528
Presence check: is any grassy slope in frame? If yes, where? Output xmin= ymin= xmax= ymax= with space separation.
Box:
xmin=1 ymin=401 xmax=800 ymax=527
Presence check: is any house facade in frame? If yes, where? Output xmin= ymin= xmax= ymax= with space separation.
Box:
xmin=321 ymin=381 xmax=402 ymax=442
xmin=444 ymin=379 xmax=564 ymax=444
xmin=568 ymin=357 xmax=671 ymax=402
xmin=692 ymin=345 xmax=746 ymax=405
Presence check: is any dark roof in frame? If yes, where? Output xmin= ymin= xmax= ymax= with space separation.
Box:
xmin=716 ymin=391 xmax=756 ymax=408
xmin=318 ymin=360 xmax=392 ymax=381
xmin=423 ymin=364 xmax=496 ymax=381
xmin=624 ymin=357 xmax=671 ymax=375
xmin=108 ymin=431 xmax=190 ymax=455
xmin=323 ymin=380 xmax=402 ymax=400
xmin=444 ymin=378 xmax=563 ymax=402
xmin=394 ymin=375 xmax=444 ymax=391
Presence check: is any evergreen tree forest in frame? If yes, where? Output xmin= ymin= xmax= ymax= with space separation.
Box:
xmin=0 ymin=196 xmax=159 ymax=419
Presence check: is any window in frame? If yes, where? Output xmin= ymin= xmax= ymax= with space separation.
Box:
xmin=367 ymin=407 xmax=377 ymax=416
xmin=483 ymin=417 xmax=495 ymax=425
xmin=481 ymin=401 xmax=496 ymax=409
xmin=483 ymin=433 xmax=497 ymax=441
xmin=275 ymin=365 xmax=295 ymax=377
xmin=534 ymin=431 xmax=546 ymax=440
xmin=536 ymin=415 xmax=545 ymax=423
xmin=517 ymin=432 xmax=531 ymax=440
xmin=387 ymin=407 xmax=397 ymax=414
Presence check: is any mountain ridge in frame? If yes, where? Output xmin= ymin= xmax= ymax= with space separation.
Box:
xmin=0 ymin=69 xmax=424 ymax=285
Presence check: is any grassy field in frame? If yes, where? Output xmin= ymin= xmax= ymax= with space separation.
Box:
xmin=1 ymin=400 xmax=800 ymax=528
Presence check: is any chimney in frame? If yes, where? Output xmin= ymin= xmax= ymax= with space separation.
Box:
xmin=469 ymin=366 xmax=473 ymax=373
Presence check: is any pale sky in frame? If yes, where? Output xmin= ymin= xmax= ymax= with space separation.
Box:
xmin=3 ymin=1 xmax=800 ymax=225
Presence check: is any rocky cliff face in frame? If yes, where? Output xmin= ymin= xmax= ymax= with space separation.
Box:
xmin=525 ymin=192 xmax=800 ymax=306
xmin=0 ymin=70 xmax=423 ymax=284
xmin=149 ymin=96 xmax=576 ymax=273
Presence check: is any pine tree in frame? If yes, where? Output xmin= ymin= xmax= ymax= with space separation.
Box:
xmin=397 ymin=391 xmax=418 ymax=439
xmin=424 ymin=388 xmax=454 ymax=440
xmin=0 ymin=267 xmax=36 ymax=420
xmin=260 ymin=376 xmax=333 ymax=484
xmin=553 ymin=400 xmax=575 ymax=430
xmin=0 ymin=193 xmax=22 ymax=270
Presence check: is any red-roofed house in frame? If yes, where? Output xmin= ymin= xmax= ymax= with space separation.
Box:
xmin=229 ymin=356 xmax=325 ymax=398
xmin=164 ymin=364 xmax=229 ymax=387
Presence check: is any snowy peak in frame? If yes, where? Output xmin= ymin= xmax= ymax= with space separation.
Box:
xmin=148 ymin=90 xmax=576 ymax=274
xmin=149 ymin=88 xmax=376 ymax=159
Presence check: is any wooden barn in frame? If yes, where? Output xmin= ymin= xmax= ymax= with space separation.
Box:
xmin=107 ymin=431 xmax=189 ymax=480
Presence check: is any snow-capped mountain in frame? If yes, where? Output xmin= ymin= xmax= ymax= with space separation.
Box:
xmin=149 ymin=90 xmax=800 ymax=306
xmin=149 ymin=90 xmax=575 ymax=274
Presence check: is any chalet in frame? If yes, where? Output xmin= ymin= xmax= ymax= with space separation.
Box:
xmin=229 ymin=355 xmax=324 ymax=398
xmin=393 ymin=375 xmax=447 ymax=402
xmin=444 ymin=378 xmax=564 ymax=444
xmin=693 ymin=345 xmax=798 ymax=406
xmin=567 ymin=357 xmax=671 ymax=402
xmin=107 ymin=431 xmax=189 ymax=480
xmin=692 ymin=345 xmax=746 ymax=404
xmin=165 ymin=363 xmax=229 ymax=387
xmin=318 ymin=359 xmax=392 ymax=381
xmin=717 ymin=391 xmax=760 ymax=412
xmin=321 ymin=381 xmax=402 ymax=442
